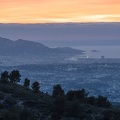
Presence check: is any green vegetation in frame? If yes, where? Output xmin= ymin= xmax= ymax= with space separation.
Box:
xmin=0 ymin=70 xmax=119 ymax=120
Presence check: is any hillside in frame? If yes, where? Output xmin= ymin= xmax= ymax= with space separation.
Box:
xmin=0 ymin=77 xmax=120 ymax=120
xmin=0 ymin=37 xmax=84 ymax=55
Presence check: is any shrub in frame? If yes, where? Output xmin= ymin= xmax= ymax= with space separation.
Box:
xmin=66 ymin=89 xmax=88 ymax=102
xmin=52 ymin=84 xmax=64 ymax=98
xmin=97 ymin=95 xmax=111 ymax=108
xmin=24 ymin=78 xmax=30 ymax=88
xmin=32 ymin=81 xmax=40 ymax=93
xmin=87 ymin=96 xmax=97 ymax=105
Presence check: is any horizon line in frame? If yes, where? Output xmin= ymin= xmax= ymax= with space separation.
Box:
xmin=0 ymin=22 xmax=120 ymax=25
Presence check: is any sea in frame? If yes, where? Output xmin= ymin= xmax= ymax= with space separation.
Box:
xmin=72 ymin=45 xmax=120 ymax=58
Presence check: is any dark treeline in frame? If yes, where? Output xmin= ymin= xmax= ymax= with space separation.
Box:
xmin=0 ymin=70 xmax=40 ymax=93
xmin=0 ymin=70 xmax=116 ymax=120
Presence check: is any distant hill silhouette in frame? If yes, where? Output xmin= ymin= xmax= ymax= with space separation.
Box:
xmin=0 ymin=37 xmax=84 ymax=55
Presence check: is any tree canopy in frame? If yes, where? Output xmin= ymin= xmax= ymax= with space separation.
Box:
xmin=9 ymin=70 xmax=21 ymax=83
xmin=52 ymin=84 xmax=64 ymax=98
xmin=32 ymin=81 xmax=40 ymax=93
xmin=24 ymin=78 xmax=30 ymax=88
xmin=1 ymin=71 xmax=9 ymax=83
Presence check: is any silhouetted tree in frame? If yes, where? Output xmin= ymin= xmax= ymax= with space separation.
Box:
xmin=97 ymin=95 xmax=111 ymax=108
xmin=1 ymin=71 xmax=9 ymax=83
xmin=32 ymin=81 xmax=40 ymax=93
xmin=87 ymin=96 xmax=97 ymax=105
xmin=9 ymin=70 xmax=21 ymax=83
xmin=24 ymin=78 xmax=30 ymax=88
xmin=52 ymin=84 xmax=64 ymax=98
xmin=66 ymin=89 xmax=88 ymax=102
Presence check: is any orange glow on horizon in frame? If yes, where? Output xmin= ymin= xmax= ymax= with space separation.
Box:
xmin=0 ymin=0 xmax=120 ymax=23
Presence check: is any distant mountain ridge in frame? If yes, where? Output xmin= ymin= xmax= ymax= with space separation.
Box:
xmin=0 ymin=37 xmax=84 ymax=55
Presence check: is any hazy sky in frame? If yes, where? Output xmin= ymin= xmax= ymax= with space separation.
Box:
xmin=0 ymin=0 xmax=120 ymax=23
xmin=0 ymin=23 xmax=120 ymax=47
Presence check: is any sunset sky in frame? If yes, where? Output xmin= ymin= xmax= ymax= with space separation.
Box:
xmin=0 ymin=0 xmax=120 ymax=23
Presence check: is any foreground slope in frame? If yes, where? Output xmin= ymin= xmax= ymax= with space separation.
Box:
xmin=0 ymin=81 xmax=120 ymax=120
